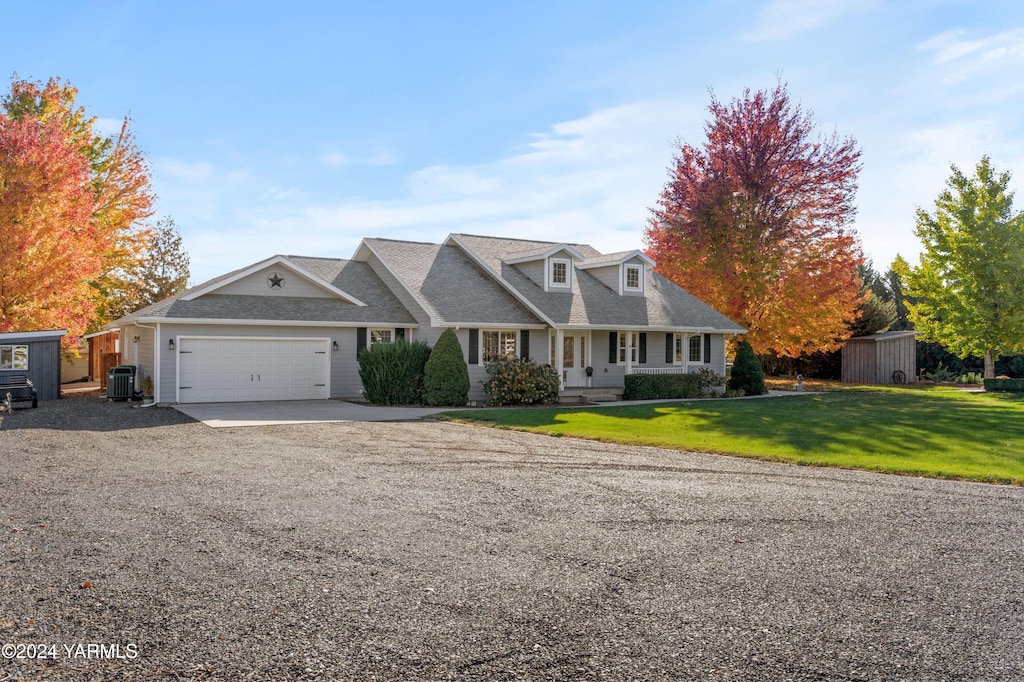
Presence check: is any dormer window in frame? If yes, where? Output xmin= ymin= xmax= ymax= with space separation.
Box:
xmin=624 ymin=264 xmax=643 ymax=293
xmin=549 ymin=258 xmax=571 ymax=289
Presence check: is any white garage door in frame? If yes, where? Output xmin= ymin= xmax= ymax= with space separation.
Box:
xmin=178 ymin=337 xmax=329 ymax=403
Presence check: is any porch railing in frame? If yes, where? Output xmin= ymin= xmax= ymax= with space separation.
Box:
xmin=627 ymin=366 xmax=692 ymax=375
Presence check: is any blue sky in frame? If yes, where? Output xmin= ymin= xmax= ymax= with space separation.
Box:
xmin=4 ymin=0 xmax=1024 ymax=284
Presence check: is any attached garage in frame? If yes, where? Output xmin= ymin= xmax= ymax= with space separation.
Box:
xmin=177 ymin=337 xmax=330 ymax=403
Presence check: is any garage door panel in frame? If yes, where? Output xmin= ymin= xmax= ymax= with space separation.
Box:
xmin=179 ymin=338 xmax=329 ymax=403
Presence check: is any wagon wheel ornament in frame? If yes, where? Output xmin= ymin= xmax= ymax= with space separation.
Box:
xmin=892 ymin=370 xmax=907 ymax=384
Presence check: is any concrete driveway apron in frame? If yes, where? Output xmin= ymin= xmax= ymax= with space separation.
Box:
xmin=173 ymin=400 xmax=455 ymax=428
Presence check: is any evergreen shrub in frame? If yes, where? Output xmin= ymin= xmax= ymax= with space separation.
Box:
xmin=483 ymin=356 xmax=559 ymax=406
xmin=983 ymin=378 xmax=1024 ymax=392
xmin=357 ymin=339 xmax=432 ymax=405
xmin=728 ymin=340 xmax=767 ymax=396
xmin=423 ymin=329 xmax=470 ymax=406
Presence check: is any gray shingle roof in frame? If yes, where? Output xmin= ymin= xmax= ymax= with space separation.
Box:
xmin=112 ymin=258 xmax=416 ymax=326
xmin=450 ymin=234 xmax=745 ymax=331
xmin=363 ymin=239 xmax=545 ymax=326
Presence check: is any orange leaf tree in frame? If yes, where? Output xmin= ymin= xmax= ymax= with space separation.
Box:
xmin=1 ymin=77 xmax=154 ymax=345
xmin=645 ymin=83 xmax=866 ymax=357
xmin=0 ymin=106 xmax=100 ymax=336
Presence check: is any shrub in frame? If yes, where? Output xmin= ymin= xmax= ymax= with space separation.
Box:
xmin=623 ymin=373 xmax=702 ymax=400
xmin=957 ymin=371 xmax=983 ymax=385
xmin=483 ymin=356 xmax=559 ymax=406
xmin=357 ymin=338 xmax=432 ymax=405
xmin=984 ymin=378 xmax=1024 ymax=393
xmin=423 ymin=329 xmax=470 ymax=406
xmin=728 ymin=340 xmax=767 ymax=396
xmin=695 ymin=367 xmax=725 ymax=395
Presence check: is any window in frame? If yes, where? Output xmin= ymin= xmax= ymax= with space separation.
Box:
xmin=617 ymin=332 xmax=638 ymax=364
xmin=689 ymin=335 xmax=703 ymax=363
xmin=482 ymin=330 xmax=517 ymax=363
xmin=624 ymin=264 xmax=642 ymax=291
xmin=369 ymin=329 xmax=393 ymax=346
xmin=549 ymin=258 xmax=571 ymax=289
xmin=674 ymin=334 xmax=684 ymax=365
xmin=0 ymin=344 xmax=28 ymax=370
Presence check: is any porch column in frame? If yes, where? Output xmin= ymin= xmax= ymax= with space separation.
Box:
xmin=682 ymin=333 xmax=690 ymax=373
xmin=625 ymin=331 xmax=633 ymax=376
xmin=555 ymin=329 xmax=565 ymax=389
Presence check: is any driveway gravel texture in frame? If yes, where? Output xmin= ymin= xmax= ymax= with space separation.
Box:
xmin=1 ymin=396 xmax=1022 ymax=681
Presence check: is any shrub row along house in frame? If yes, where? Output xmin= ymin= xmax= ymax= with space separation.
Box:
xmin=107 ymin=234 xmax=744 ymax=404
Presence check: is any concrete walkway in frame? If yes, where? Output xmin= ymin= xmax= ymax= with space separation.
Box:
xmin=173 ymin=390 xmax=803 ymax=428
xmin=173 ymin=400 xmax=454 ymax=428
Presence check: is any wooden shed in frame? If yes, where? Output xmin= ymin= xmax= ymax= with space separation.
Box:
xmin=841 ymin=331 xmax=917 ymax=385
xmin=0 ymin=329 xmax=68 ymax=401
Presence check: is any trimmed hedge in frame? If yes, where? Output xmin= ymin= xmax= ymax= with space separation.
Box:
xmin=984 ymin=378 xmax=1024 ymax=392
xmin=483 ymin=356 xmax=560 ymax=406
xmin=423 ymin=329 xmax=470 ymax=406
xmin=357 ymin=339 xmax=432 ymax=405
xmin=623 ymin=373 xmax=702 ymax=400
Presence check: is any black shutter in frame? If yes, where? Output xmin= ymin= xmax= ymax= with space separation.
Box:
xmin=468 ymin=329 xmax=479 ymax=364
xmin=395 ymin=328 xmax=405 ymax=340
xmin=356 ymin=327 xmax=367 ymax=355
xmin=520 ymin=330 xmax=530 ymax=360
xmin=704 ymin=333 xmax=711 ymax=363
xmin=639 ymin=333 xmax=647 ymax=364
xmin=608 ymin=332 xmax=617 ymax=364
xmin=665 ymin=333 xmax=674 ymax=364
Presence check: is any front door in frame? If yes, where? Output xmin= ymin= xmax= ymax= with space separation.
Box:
xmin=562 ymin=334 xmax=587 ymax=387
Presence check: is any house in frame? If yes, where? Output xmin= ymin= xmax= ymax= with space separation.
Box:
xmin=841 ymin=331 xmax=917 ymax=385
xmin=0 ymin=329 xmax=68 ymax=401
xmin=107 ymin=234 xmax=745 ymax=404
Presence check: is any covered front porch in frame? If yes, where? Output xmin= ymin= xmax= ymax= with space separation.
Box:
xmin=548 ymin=327 xmax=720 ymax=395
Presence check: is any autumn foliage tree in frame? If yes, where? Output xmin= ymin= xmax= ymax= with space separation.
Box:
xmin=0 ymin=76 xmax=154 ymax=346
xmin=0 ymin=103 xmax=99 ymax=336
xmin=97 ymin=217 xmax=191 ymax=322
xmin=646 ymin=83 xmax=865 ymax=358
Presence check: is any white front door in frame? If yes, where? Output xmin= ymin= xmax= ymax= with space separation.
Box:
xmin=178 ymin=337 xmax=329 ymax=403
xmin=562 ymin=334 xmax=587 ymax=387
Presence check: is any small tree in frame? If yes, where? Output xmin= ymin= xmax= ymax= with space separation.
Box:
xmin=422 ymin=329 xmax=470 ymax=406
xmin=728 ymin=339 xmax=767 ymax=395
xmin=896 ymin=156 xmax=1024 ymax=379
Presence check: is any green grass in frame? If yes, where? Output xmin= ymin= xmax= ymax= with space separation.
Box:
xmin=436 ymin=388 xmax=1024 ymax=485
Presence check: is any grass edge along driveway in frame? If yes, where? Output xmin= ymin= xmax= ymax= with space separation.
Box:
xmin=436 ymin=388 xmax=1024 ymax=485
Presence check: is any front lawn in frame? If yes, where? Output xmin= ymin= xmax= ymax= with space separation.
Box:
xmin=437 ymin=388 xmax=1024 ymax=485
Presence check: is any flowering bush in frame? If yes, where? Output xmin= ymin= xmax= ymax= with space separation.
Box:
xmin=483 ymin=356 xmax=560 ymax=406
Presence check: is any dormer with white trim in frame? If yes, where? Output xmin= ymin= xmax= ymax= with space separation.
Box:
xmin=182 ymin=255 xmax=367 ymax=305
xmin=502 ymin=244 xmax=585 ymax=293
xmin=577 ymin=250 xmax=656 ymax=297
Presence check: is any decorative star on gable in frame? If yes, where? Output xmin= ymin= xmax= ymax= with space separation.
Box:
xmin=267 ymin=272 xmax=286 ymax=289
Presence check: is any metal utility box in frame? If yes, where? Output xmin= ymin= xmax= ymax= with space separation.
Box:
xmin=106 ymin=365 xmax=137 ymax=400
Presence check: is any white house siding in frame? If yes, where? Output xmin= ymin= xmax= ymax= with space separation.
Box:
xmin=215 ymin=265 xmax=335 ymax=298
xmin=155 ymin=324 xmax=361 ymax=403
xmin=586 ymin=265 xmax=620 ymax=293
xmin=117 ymin=323 xmax=155 ymax=395
xmin=514 ymin=260 xmax=546 ymax=289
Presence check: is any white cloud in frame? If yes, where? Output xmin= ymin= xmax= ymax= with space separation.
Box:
xmin=741 ymin=0 xmax=879 ymax=41
xmin=917 ymin=28 xmax=1024 ymax=65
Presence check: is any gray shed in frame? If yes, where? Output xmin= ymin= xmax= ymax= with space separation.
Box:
xmin=841 ymin=331 xmax=917 ymax=385
xmin=0 ymin=329 xmax=68 ymax=401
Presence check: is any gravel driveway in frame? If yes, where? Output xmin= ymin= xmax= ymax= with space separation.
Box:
xmin=2 ymin=396 xmax=1022 ymax=681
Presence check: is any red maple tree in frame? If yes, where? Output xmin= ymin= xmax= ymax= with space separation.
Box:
xmin=645 ymin=83 xmax=865 ymax=357
xmin=1 ymin=77 xmax=154 ymax=345
xmin=0 ymin=109 xmax=102 ymax=336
